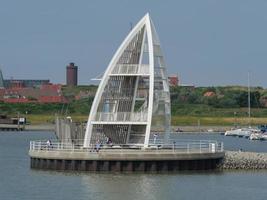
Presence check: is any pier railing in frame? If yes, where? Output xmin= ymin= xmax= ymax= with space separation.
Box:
xmin=29 ymin=139 xmax=223 ymax=154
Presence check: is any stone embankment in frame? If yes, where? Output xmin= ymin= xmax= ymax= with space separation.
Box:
xmin=223 ymin=151 xmax=267 ymax=170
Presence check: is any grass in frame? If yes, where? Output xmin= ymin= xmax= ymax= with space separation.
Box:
xmin=171 ymin=116 xmax=267 ymax=126
xmin=25 ymin=114 xmax=267 ymax=126
xmin=26 ymin=114 xmax=88 ymax=125
xmin=172 ymin=104 xmax=267 ymax=117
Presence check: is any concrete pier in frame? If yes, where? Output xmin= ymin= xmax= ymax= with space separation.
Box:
xmin=0 ymin=124 xmax=24 ymax=131
xmin=29 ymin=149 xmax=224 ymax=172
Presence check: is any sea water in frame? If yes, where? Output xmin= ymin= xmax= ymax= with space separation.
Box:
xmin=0 ymin=131 xmax=267 ymax=200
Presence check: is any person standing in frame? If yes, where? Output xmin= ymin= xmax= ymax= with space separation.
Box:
xmin=46 ymin=139 xmax=51 ymax=150
xmin=153 ymin=133 xmax=158 ymax=144
xmin=96 ymin=140 xmax=101 ymax=152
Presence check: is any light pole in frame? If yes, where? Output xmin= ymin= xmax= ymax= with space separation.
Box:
xmin=234 ymin=112 xmax=237 ymax=128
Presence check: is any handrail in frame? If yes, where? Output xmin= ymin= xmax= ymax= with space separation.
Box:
xmin=94 ymin=112 xmax=148 ymax=122
xmin=29 ymin=139 xmax=224 ymax=154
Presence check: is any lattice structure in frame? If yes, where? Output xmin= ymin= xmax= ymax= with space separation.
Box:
xmin=84 ymin=13 xmax=171 ymax=147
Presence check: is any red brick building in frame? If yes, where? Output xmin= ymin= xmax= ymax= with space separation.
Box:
xmin=66 ymin=62 xmax=78 ymax=86
xmin=168 ymin=75 xmax=179 ymax=86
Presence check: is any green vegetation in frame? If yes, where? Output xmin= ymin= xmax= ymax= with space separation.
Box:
xmin=171 ymin=116 xmax=267 ymax=126
xmin=62 ymin=85 xmax=97 ymax=96
xmin=0 ymin=102 xmax=64 ymax=115
xmin=26 ymin=114 xmax=88 ymax=125
xmin=62 ymin=85 xmax=97 ymax=102
xmin=1 ymin=85 xmax=267 ymax=125
xmin=171 ymin=104 xmax=267 ymax=117
xmin=0 ymin=98 xmax=93 ymax=116
xmin=171 ymin=86 xmax=265 ymax=109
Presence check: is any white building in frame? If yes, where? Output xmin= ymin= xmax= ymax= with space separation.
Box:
xmin=84 ymin=13 xmax=171 ymax=148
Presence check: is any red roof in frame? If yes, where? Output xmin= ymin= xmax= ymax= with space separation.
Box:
xmin=3 ymin=98 xmax=34 ymax=103
xmin=204 ymin=91 xmax=216 ymax=97
xmin=38 ymin=96 xmax=67 ymax=103
xmin=0 ymin=84 xmax=67 ymax=103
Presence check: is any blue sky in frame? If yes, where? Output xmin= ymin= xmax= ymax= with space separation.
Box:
xmin=1 ymin=0 xmax=267 ymax=87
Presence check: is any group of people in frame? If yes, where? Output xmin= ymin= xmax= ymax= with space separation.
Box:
xmin=94 ymin=137 xmax=113 ymax=152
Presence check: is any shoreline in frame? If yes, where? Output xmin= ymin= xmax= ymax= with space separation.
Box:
xmin=0 ymin=124 xmax=55 ymax=132
xmin=24 ymin=124 xmax=55 ymax=131
xmin=1 ymin=124 xmax=233 ymax=132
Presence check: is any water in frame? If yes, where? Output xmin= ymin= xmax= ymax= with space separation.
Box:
xmin=170 ymin=133 xmax=267 ymax=152
xmin=1 ymin=131 xmax=267 ymax=200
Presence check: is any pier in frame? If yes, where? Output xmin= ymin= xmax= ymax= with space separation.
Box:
xmin=29 ymin=14 xmax=225 ymax=172
xmin=29 ymin=140 xmax=224 ymax=172
xmin=0 ymin=124 xmax=24 ymax=131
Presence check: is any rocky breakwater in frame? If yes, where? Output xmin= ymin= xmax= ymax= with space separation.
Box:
xmin=223 ymin=151 xmax=267 ymax=170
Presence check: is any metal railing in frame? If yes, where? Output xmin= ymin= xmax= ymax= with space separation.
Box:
xmin=111 ymin=64 xmax=150 ymax=75
xmin=29 ymin=139 xmax=224 ymax=154
xmin=94 ymin=112 xmax=148 ymax=122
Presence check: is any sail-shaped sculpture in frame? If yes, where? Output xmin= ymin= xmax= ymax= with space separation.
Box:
xmin=84 ymin=13 xmax=171 ymax=147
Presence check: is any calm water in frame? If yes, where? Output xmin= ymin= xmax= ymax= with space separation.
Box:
xmin=1 ymin=131 xmax=267 ymax=200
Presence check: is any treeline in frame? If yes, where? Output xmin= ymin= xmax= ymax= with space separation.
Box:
xmin=0 ymin=97 xmax=94 ymax=115
xmin=171 ymin=86 xmax=267 ymax=109
xmin=1 ymin=85 xmax=267 ymax=117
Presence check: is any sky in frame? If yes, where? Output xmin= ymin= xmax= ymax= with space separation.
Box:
xmin=1 ymin=0 xmax=267 ymax=87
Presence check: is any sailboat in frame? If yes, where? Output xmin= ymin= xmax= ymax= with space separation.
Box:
xmin=225 ymin=72 xmax=258 ymax=138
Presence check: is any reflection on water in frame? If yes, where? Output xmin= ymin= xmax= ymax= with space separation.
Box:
xmin=1 ymin=131 xmax=267 ymax=200
xmin=81 ymin=174 xmax=160 ymax=200
xmin=81 ymin=171 xmax=267 ymax=200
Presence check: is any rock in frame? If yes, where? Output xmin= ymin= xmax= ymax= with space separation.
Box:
xmin=222 ymin=151 xmax=267 ymax=170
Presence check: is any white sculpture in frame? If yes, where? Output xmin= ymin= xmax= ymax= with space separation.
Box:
xmin=84 ymin=13 xmax=171 ymax=148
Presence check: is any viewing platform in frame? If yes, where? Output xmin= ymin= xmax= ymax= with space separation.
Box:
xmin=111 ymin=64 xmax=150 ymax=76
xmin=29 ymin=139 xmax=224 ymax=172
xmin=92 ymin=112 xmax=148 ymax=124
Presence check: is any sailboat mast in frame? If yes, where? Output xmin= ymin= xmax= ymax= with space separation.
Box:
xmin=248 ymin=72 xmax=251 ymax=126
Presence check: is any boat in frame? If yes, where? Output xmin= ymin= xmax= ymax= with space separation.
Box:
xmin=224 ymin=129 xmax=239 ymax=136
xmin=224 ymin=72 xmax=260 ymax=138
xmin=249 ymin=131 xmax=267 ymax=141
xmin=250 ymin=133 xmax=264 ymax=140
xmin=258 ymin=125 xmax=267 ymax=133
xmin=224 ymin=128 xmax=253 ymax=138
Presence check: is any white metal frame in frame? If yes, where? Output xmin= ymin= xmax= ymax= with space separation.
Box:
xmin=84 ymin=13 xmax=169 ymax=148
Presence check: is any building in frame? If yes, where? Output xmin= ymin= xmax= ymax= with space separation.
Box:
xmin=0 ymin=84 xmax=67 ymax=103
xmin=84 ymin=13 xmax=171 ymax=148
xmin=168 ymin=74 xmax=179 ymax=86
xmin=0 ymin=67 xmax=67 ymax=103
xmin=3 ymin=79 xmax=50 ymax=89
xmin=66 ymin=62 xmax=78 ymax=86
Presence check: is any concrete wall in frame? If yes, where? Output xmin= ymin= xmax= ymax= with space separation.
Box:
xmin=29 ymin=150 xmax=224 ymax=172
